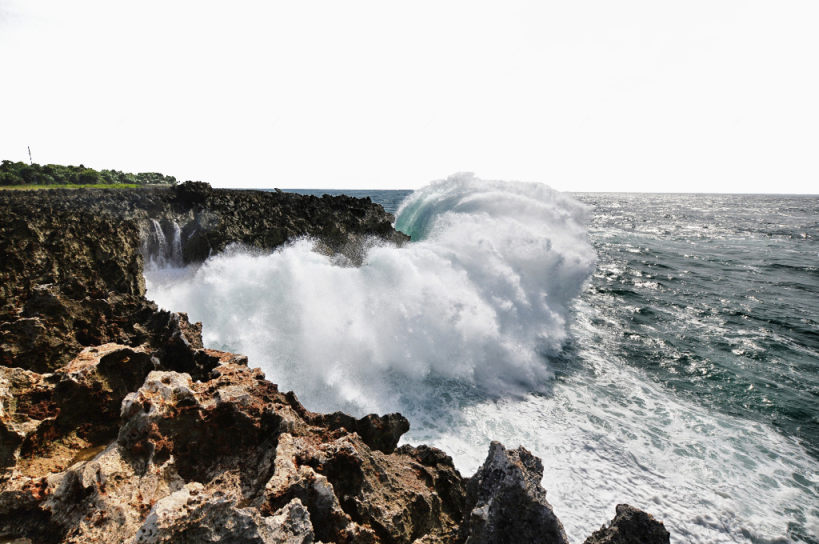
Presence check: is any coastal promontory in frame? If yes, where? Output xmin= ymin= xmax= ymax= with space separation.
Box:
xmin=0 ymin=183 xmax=669 ymax=543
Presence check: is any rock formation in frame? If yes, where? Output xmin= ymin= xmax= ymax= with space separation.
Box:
xmin=0 ymin=184 xmax=670 ymax=543
xmin=0 ymin=182 xmax=406 ymax=373
xmin=461 ymin=442 xmax=569 ymax=544
xmin=583 ymin=505 xmax=670 ymax=544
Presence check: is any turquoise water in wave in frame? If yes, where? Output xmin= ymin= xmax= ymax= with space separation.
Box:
xmin=286 ymin=188 xmax=818 ymax=542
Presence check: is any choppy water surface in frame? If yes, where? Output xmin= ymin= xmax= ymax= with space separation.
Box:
xmin=576 ymin=193 xmax=819 ymax=460
xmin=565 ymin=192 xmax=819 ymax=543
xmin=148 ymin=183 xmax=818 ymax=543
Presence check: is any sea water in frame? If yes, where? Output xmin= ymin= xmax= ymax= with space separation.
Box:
xmin=145 ymin=175 xmax=818 ymax=543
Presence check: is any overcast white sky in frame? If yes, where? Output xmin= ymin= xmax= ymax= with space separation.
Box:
xmin=1 ymin=1 xmax=817 ymax=192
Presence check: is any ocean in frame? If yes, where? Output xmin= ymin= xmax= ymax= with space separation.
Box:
xmin=145 ymin=176 xmax=818 ymax=543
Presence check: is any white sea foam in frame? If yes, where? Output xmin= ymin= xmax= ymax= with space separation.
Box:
xmin=144 ymin=175 xmax=818 ymax=543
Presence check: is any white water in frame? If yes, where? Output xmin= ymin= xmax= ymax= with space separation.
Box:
xmin=145 ymin=174 xmax=818 ymax=543
xmin=147 ymin=175 xmax=596 ymax=409
xmin=143 ymin=219 xmax=184 ymax=267
xmin=147 ymin=219 xmax=167 ymax=264
xmin=170 ymin=221 xmax=183 ymax=264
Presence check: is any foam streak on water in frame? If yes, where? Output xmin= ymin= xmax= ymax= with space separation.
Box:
xmin=145 ymin=179 xmax=818 ymax=543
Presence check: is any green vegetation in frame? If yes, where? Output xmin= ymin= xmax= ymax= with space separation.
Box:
xmin=0 ymin=183 xmax=143 ymax=191
xmin=0 ymin=160 xmax=179 ymax=187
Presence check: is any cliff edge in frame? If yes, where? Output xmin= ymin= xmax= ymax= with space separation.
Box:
xmin=0 ymin=183 xmax=669 ymax=543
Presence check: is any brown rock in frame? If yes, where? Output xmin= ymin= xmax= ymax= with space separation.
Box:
xmin=1 ymin=343 xmax=155 ymax=478
xmin=0 ymin=361 xmax=468 ymax=543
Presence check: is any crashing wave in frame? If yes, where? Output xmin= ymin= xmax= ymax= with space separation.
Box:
xmin=145 ymin=173 xmax=596 ymax=414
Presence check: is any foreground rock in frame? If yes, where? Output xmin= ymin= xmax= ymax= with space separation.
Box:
xmin=0 ymin=185 xmax=671 ymax=542
xmin=1 ymin=357 xmax=464 ymax=543
xmin=1 ymin=347 xmax=669 ymax=544
xmin=461 ymin=442 xmax=568 ymax=544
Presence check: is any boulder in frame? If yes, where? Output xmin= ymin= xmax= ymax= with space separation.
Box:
xmin=583 ymin=504 xmax=670 ymax=544
xmin=461 ymin=441 xmax=569 ymax=544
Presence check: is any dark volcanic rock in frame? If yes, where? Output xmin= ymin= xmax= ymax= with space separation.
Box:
xmin=583 ymin=504 xmax=671 ymax=544
xmin=309 ymin=411 xmax=410 ymax=454
xmin=0 ymin=184 xmax=406 ymax=372
xmin=173 ymin=179 xmax=213 ymax=204
xmin=461 ymin=441 xmax=569 ymax=544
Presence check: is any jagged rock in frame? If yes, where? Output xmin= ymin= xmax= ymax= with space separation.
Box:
xmin=149 ymin=311 xmax=241 ymax=381
xmin=0 ymin=186 xmax=406 ymax=371
xmin=1 ymin=352 xmax=672 ymax=544
xmin=262 ymin=433 xmax=376 ymax=543
xmin=132 ymin=484 xmax=314 ymax=544
xmin=461 ymin=441 xmax=569 ymax=544
xmin=173 ymin=180 xmax=213 ymax=205
xmin=0 ymin=343 xmax=156 ymax=478
xmin=2 ymin=360 xmax=467 ymax=542
xmin=1 ymin=442 xmax=185 ymax=543
xmin=583 ymin=504 xmax=670 ymax=544
xmin=0 ymin=366 xmax=58 ymax=471
xmin=304 ymin=411 xmax=410 ymax=454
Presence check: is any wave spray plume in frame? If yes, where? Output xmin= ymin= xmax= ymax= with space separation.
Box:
xmin=146 ymin=173 xmax=596 ymax=415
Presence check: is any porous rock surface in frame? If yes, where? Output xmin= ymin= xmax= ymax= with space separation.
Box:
xmin=1 ymin=347 xmax=464 ymax=543
xmin=0 ymin=184 xmax=671 ymax=543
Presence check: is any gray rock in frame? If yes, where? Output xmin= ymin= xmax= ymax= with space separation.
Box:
xmin=583 ymin=504 xmax=670 ymax=544
xmin=462 ymin=441 xmax=569 ymax=544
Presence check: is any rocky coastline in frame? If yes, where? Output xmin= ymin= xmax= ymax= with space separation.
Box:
xmin=0 ymin=183 xmax=670 ymax=543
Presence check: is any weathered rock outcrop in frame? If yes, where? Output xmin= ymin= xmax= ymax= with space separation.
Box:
xmin=1 ymin=353 xmax=465 ymax=543
xmin=0 ymin=184 xmax=670 ymax=543
xmin=461 ymin=442 xmax=568 ymax=544
xmin=583 ymin=504 xmax=670 ymax=544
xmin=0 ymin=183 xmax=406 ymax=372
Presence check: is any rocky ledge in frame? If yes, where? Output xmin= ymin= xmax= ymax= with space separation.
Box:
xmin=0 ymin=183 xmax=670 ymax=543
xmin=0 ymin=182 xmax=405 ymax=373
